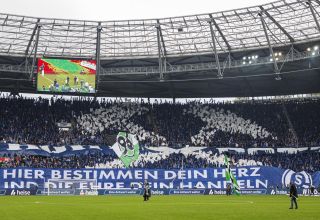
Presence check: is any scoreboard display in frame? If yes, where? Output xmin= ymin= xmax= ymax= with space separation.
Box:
xmin=37 ymin=58 xmax=96 ymax=94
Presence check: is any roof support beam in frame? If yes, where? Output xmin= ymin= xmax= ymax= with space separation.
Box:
xmin=156 ymin=22 xmax=165 ymax=80
xmin=207 ymin=18 xmax=222 ymax=79
xmin=259 ymin=12 xmax=281 ymax=80
xmin=25 ymin=18 xmax=40 ymax=57
xmin=2 ymin=15 xmax=8 ymax=25
xmin=209 ymin=14 xmax=232 ymax=52
xmin=259 ymin=6 xmax=294 ymax=43
xmin=96 ymin=22 xmax=102 ymax=91
xmin=307 ymin=0 xmax=320 ymax=32
xmin=157 ymin=20 xmax=167 ymax=57
xmin=314 ymin=0 xmax=320 ymax=7
xmin=30 ymin=24 xmax=41 ymax=79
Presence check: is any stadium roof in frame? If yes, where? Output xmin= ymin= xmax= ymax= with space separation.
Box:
xmin=0 ymin=0 xmax=319 ymax=58
xmin=0 ymin=0 xmax=320 ymax=97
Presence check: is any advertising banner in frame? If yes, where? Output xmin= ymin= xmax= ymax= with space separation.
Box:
xmin=0 ymin=167 xmax=319 ymax=195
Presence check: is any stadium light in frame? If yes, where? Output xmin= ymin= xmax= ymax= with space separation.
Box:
xmin=270 ymin=58 xmax=273 ymax=62
xmin=249 ymin=61 xmax=252 ymax=64
xmin=273 ymin=52 xmax=282 ymax=57
xmin=307 ymin=48 xmax=311 ymax=51
xmin=244 ymin=55 xmax=258 ymax=61
xmin=242 ymin=61 xmax=246 ymax=65
xmin=314 ymin=45 xmax=319 ymax=51
xmin=312 ymin=51 xmax=316 ymax=56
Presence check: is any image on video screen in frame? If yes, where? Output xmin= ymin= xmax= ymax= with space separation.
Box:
xmin=37 ymin=58 xmax=96 ymax=94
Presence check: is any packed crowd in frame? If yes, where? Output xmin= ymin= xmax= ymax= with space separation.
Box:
xmin=0 ymin=95 xmax=320 ymax=148
xmin=0 ymin=152 xmax=115 ymax=169
xmin=1 ymin=151 xmax=319 ymax=172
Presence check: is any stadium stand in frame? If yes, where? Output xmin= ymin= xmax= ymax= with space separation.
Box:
xmin=1 ymin=95 xmax=320 ymax=148
xmin=0 ymin=95 xmax=319 ymax=171
xmin=0 ymin=97 xmax=320 ymax=147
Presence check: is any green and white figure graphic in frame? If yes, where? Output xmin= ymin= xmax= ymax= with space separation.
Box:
xmin=111 ymin=132 xmax=140 ymax=167
xmin=224 ymin=154 xmax=241 ymax=195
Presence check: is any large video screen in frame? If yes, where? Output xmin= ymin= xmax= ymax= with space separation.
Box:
xmin=37 ymin=58 xmax=96 ymax=94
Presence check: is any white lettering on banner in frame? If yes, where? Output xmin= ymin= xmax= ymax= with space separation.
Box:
xmin=281 ymin=170 xmax=313 ymax=189
xmin=195 ymin=182 xmax=205 ymax=189
xmin=3 ymin=169 xmax=44 ymax=179
xmin=116 ymin=182 xmax=124 ymax=188
xmin=145 ymin=171 xmax=158 ymax=180
xmin=83 ymin=170 xmax=92 ymax=179
xmin=238 ymin=168 xmax=248 ymax=177
xmin=257 ymin=180 xmax=268 ymax=188
xmin=24 ymin=169 xmax=33 ymax=179
xmin=165 ymin=171 xmax=176 ymax=179
xmin=236 ymin=168 xmax=260 ymax=177
xmin=79 ymin=182 xmax=88 ymax=189
xmin=11 ymin=190 xmax=31 ymax=196
xmin=164 ymin=170 xmax=207 ymax=180
xmin=73 ymin=170 xmax=83 ymax=179
xmin=35 ymin=170 xmax=44 ymax=179
xmin=4 ymin=169 xmax=16 ymax=178
xmin=159 ymin=182 xmax=173 ymax=188
xmin=134 ymin=170 xmax=143 ymax=179
xmin=238 ymin=180 xmax=245 ymax=189
xmin=207 ymin=182 xmax=221 ymax=189
xmin=178 ymin=171 xmax=186 ymax=179
xmin=96 ymin=182 xmax=125 ymax=189
xmin=223 ymin=181 xmax=228 ymax=189
xmin=226 ymin=179 xmax=268 ymax=190
xmin=63 ymin=170 xmax=72 ymax=179
xmin=65 ymin=182 xmax=73 ymax=189
xmin=194 ymin=170 xmax=207 ymax=179
xmin=5 ymin=181 xmax=38 ymax=189
xmin=213 ymin=169 xmax=225 ymax=178
xmin=2 ymin=168 xmax=311 ymax=191
xmin=51 ymin=170 xmax=61 ymax=179
xmin=99 ymin=171 xmax=115 ymax=180
xmin=250 ymin=167 xmax=260 ymax=176
xmin=2 ymin=179 xmax=269 ymax=190
xmin=117 ymin=171 xmax=133 ymax=179
xmin=213 ymin=167 xmax=261 ymax=178
xmin=99 ymin=182 xmax=114 ymax=189
xmin=153 ymin=182 xmax=173 ymax=189
xmin=295 ymin=174 xmax=303 ymax=185
xmin=180 ymin=182 xmax=193 ymax=189
xmin=2 ymin=169 xmax=211 ymax=181
xmin=246 ymin=180 xmax=254 ymax=189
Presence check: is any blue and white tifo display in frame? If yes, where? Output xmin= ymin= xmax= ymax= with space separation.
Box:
xmin=0 ymin=167 xmax=319 ymax=196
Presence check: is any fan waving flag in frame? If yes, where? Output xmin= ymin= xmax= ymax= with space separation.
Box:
xmin=111 ymin=132 xmax=140 ymax=168
xmin=224 ymin=155 xmax=241 ymax=195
